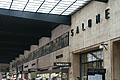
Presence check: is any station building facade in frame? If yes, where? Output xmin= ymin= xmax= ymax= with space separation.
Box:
xmin=10 ymin=0 xmax=120 ymax=80
xmin=10 ymin=24 xmax=70 ymax=80
xmin=69 ymin=0 xmax=120 ymax=80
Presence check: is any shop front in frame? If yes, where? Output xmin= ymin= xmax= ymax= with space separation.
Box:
xmin=36 ymin=67 xmax=69 ymax=80
xmin=18 ymin=73 xmax=22 ymax=80
xmin=30 ymin=72 xmax=36 ymax=79
xmin=28 ymin=68 xmax=37 ymax=79
xmin=112 ymin=39 xmax=120 ymax=80
xmin=17 ymin=65 xmax=23 ymax=80
xmin=11 ymin=74 xmax=17 ymax=80
xmin=80 ymin=49 xmax=104 ymax=80
xmin=22 ymin=71 xmax=29 ymax=80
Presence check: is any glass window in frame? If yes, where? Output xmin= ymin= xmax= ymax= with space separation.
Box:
xmin=80 ymin=50 xmax=103 ymax=80
xmin=24 ymin=0 xmax=44 ymax=12
xmin=37 ymin=0 xmax=60 ymax=13
xmin=0 ymin=0 xmax=12 ymax=9
xmin=10 ymin=0 xmax=28 ymax=11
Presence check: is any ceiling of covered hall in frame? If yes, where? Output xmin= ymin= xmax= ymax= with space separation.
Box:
xmin=0 ymin=0 xmax=91 ymax=15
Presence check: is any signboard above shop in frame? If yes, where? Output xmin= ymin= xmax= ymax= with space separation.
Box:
xmin=54 ymin=62 xmax=71 ymax=67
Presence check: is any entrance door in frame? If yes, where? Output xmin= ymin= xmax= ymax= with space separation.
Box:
xmin=113 ymin=41 xmax=120 ymax=80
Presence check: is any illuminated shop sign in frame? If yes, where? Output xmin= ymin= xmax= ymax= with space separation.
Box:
xmin=39 ymin=73 xmax=49 ymax=78
xmin=51 ymin=72 xmax=61 ymax=78
xmin=54 ymin=62 xmax=71 ymax=67
xmin=37 ymin=72 xmax=61 ymax=79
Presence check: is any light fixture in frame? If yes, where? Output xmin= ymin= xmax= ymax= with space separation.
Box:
xmin=99 ymin=43 xmax=108 ymax=50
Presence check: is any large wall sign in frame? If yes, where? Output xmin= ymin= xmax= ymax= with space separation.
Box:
xmin=76 ymin=26 xmax=79 ymax=34
xmin=96 ymin=14 xmax=100 ymax=24
xmin=71 ymin=29 xmax=74 ymax=36
xmin=105 ymin=8 xmax=110 ymax=19
xmin=70 ymin=8 xmax=110 ymax=37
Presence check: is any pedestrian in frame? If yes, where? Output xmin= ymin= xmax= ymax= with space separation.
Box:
xmin=76 ymin=77 xmax=80 ymax=80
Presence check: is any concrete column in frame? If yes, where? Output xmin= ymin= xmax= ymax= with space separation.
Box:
xmin=112 ymin=41 xmax=120 ymax=80
xmin=103 ymin=41 xmax=112 ymax=80
xmin=69 ymin=53 xmax=80 ymax=80
xmin=39 ymin=37 xmax=50 ymax=48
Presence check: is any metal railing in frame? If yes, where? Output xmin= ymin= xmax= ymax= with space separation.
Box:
xmin=14 ymin=32 xmax=69 ymax=67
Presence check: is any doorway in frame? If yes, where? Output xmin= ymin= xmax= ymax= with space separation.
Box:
xmin=80 ymin=49 xmax=103 ymax=80
xmin=113 ymin=41 xmax=120 ymax=80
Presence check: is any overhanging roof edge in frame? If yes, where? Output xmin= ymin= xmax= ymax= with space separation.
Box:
xmin=0 ymin=8 xmax=71 ymax=25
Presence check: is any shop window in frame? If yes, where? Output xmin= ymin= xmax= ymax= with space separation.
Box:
xmin=80 ymin=49 xmax=103 ymax=80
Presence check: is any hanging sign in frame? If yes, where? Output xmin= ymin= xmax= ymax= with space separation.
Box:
xmin=53 ymin=62 xmax=71 ymax=67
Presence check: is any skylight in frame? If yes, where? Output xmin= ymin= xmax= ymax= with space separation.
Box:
xmin=0 ymin=0 xmax=91 ymax=15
